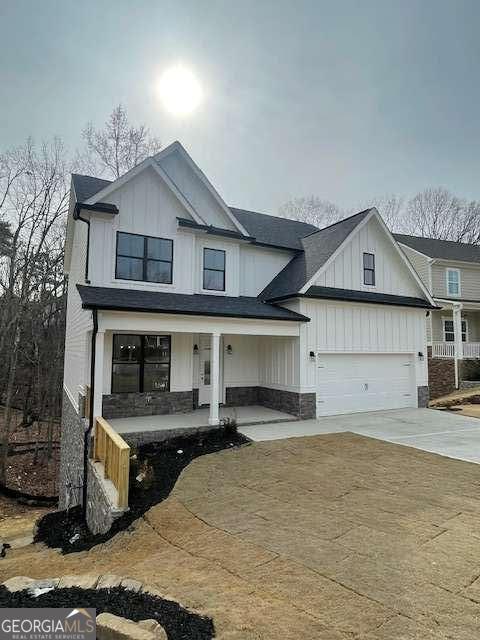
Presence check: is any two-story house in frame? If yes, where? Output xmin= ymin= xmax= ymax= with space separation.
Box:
xmin=60 ymin=141 xmax=435 ymax=514
xmin=396 ymin=235 xmax=480 ymax=398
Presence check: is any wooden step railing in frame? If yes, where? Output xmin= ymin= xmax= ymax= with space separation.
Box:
xmin=93 ymin=417 xmax=130 ymax=509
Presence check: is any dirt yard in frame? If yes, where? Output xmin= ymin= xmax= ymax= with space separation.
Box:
xmin=2 ymin=432 xmax=480 ymax=639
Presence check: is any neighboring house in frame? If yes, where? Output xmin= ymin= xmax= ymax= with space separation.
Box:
xmin=395 ymin=234 xmax=480 ymax=398
xmin=59 ymin=141 xmax=435 ymax=511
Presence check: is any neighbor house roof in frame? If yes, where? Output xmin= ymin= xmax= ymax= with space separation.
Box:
xmin=395 ymin=234 xmax=480 ymax=264
xmin=259 ymin=209 xmax=373 ymax=300
xmin=77 ymin=285 xmax=310 ymax=322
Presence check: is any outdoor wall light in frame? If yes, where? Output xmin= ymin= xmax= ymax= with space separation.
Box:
xmin=418 ymin=351 xmax=424 ymax=361
xmin=309 ymin=350 xmax=316 ymax=361
xmin=193 ymin=344 xmax=199 ymax=354
xmin=226 ymin=344 xmax=233 ymax=355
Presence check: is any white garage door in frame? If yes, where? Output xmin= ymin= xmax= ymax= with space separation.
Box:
xmin=316 ymin=353 xmax=415 ymax=417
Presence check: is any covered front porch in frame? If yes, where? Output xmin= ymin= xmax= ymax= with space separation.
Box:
xmin=90 ymin=308 xmax=309 ymax=436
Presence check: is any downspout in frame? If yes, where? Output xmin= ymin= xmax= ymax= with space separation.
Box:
xmin=73 ymin=204 xmax=91 ymax=284
xmin=82 ymin=308 xmax=98 ymax=521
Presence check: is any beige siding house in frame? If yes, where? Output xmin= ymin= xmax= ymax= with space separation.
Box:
xmin=396 ymin=234 xmax=480 ymax=398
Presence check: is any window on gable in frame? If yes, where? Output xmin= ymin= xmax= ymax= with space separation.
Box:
xmin=203 ymin=248 xmax=225 ymax=291
xmin=446 ymin=269 xmax=460 ymax=296
xmin=443 ymin=319 xmax=467 ymax=343
xmin=116 ymin=232 xmax=173 ymax=284
xmin=112 ymin=334 xmax=171 ymax=393
xmin=363 ymin=252 xmax=375 ymax=286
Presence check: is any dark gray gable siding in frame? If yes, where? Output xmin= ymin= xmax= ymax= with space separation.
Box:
xmin=260 ymin=209 xmax=373 ymax=300
xmin=395 ymin=234 xmax=480 ymax=264
xmin=77 ymin=285 xmax=310 ymax=322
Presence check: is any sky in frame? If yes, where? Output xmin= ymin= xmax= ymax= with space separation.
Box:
xmin=1 ymin=0 xmax=480 ymax=215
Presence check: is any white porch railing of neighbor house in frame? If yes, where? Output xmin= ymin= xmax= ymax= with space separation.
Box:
xmin=432 ymin=342 xmax=480 ymax=359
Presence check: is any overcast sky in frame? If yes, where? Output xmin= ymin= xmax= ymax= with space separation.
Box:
xmin=1 ymin=0 xmax=480 ymax=214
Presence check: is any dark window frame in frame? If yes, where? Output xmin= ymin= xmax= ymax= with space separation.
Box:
xmin=203 ymin=247 xmax=226 ymax=291
xmin=363 ymin=252 xmax=376 ymax=286
xmin=443 ymin=319 xmax=467 ymax=343
xmin=115 ymin=231 xmax=173 ymax=284
xmin=111 ymin=334 xmax=171 ymax=393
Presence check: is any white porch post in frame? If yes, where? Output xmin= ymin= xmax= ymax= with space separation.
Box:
xmin=93 ymin=330 xmax=105 ymax=418
xmin=453 ymin=303 xmax=463 ymax=388
xmin=209 ymin=332 xmax=221 ymax=426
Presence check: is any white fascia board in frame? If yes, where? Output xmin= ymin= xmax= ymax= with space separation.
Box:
xmin=155 ymin=141 xmax=250 ymax=237
xmin=299 ymin=209 xmax=376 ymax=294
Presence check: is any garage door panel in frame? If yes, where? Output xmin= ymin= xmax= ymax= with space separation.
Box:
xmin=316 ymin=354 xmax=415 ymax=416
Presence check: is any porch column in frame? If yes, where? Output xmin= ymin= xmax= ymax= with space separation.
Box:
xmin=453 ymin=303 xmax=463 ymax=388
xmin=208 ymin=332 xmax=221 ymax=426
xmin=93 ymin=329 xmax=105 ymax=418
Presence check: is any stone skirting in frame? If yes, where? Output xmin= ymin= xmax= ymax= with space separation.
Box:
xmin=102 ymin=390 xmax=194 ymax=419
xmin=417 ymin=386 xmax=429 ymax=408
xmin=225 ymin=386 xmax=259 ymax=406
xmin=460 ymin=380 xmax=480 ymax=390
xmin=86 ymin=459 xmax=125 ymax=535
xmin=258 ymin=387 xmax=316 ymax=419
xmin=427 ymin=347 xmax=456 ymax=399
xmin=58 ymin=391 xmax=86 ymax=510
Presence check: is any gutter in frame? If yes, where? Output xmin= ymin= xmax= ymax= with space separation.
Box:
xmin=73 ymin=204 xmax=91 ymax=284
xmin=82 ymin=308 xmax=98 ymax=521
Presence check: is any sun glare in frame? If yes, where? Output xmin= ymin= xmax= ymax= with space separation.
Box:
xmin=157 ymin=65 xmax=203 ymax=116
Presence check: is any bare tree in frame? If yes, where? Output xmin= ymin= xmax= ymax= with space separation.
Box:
xmin=0 ymin=138 xmax=68 ymax=482
xmin=279 ymin=196 xmax=345 ymax=228
xmin=81 ymin=105 xmax=162 ymax=179
xmin=358 ymin=195 xmax=405 ymax=231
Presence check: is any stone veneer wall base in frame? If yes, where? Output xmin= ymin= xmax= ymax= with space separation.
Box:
xmin=427 ymin=347 xmax=456 ymax=399
xmin=257 ymin=386 xmax=316 ymax=419
xmin=417 ymin=386 xmax=429 ymax=408
xmin=102 ymin=390 xmax=194 ymax=419
xmin=86 ymin=459 xmax=126 ymax=535
xmin=58 ymin=391 xmax=86 ymax=510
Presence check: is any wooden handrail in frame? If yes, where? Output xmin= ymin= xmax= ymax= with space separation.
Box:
xmin=93 ymin=417 xmax=130 ymax=509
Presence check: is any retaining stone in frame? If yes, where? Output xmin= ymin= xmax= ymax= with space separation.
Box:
xmin=96 ymin=613 xmax=158 ymax=640
xmin=58 ymin=574 xmax=99 ymax=589
xmin=121 ymin=578 xmax=143 ymax=593
xmin=97 ymin=574 xmax=123 ymax=589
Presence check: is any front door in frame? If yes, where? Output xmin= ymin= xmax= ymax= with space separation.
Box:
xmin=199 ymin=337 xmax=212 ymax=405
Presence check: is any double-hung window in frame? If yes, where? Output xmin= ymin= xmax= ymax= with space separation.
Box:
xmin=363 ymin=252 xmax=375 ymax=286
xmin=443 ymin=319 xmax=467 ymax=343
xmin=112 ymin=334 xmax=171 ymax=393
xmin=446 ymin=268 xmax=460 ymax=297
xmin=203 ymin=248 xmax=225 ymax=291
xmin=116 ymin=232 xmax=173 ymax=284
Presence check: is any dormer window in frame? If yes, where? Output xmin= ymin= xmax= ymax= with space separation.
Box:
xmin=203 ymin=248 xmax=225 ymax=291
xmin=363 ymin=252 xmax=375 ymax=286
xmin=446 ymin=268 xmax=460 ymax=297
xmin=116 ymin=232 xmax=173 ymax=284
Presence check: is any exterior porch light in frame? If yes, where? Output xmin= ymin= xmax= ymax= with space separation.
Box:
xmin=226 ymin=344 xmax=233 ymax=355
xmin=193 ymin=344 xmax=199 ymax=354
xmin=418 ymin=351 xmax=424 ymax=361
xmin=309 ymin=350 xmax=316 ymax=361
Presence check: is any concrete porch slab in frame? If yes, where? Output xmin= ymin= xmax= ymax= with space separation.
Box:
xmin=108 ymin=405 xmax=295 ymax=437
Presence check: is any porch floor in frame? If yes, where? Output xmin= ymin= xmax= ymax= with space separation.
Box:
xmin=108 ymin=405 xmax=296 ymax=436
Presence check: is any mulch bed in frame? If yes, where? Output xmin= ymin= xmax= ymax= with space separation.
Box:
xmin=35 ymin=426 xmax=249 ymax=554
xmin=0 ymin=585 xmax=215 ymax=640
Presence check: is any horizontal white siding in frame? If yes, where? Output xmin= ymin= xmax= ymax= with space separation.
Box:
xmin=63 ymin=218 xmax=93 ymax=408
xmin=315 ymin=217 xmax=424 ymax=298
xmin=299 ymin=298 xmax=428 ymax=393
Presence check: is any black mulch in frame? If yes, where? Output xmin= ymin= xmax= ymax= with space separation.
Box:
xmin=35 ymin=426 xmax=249 ymax=554
xmin=0 ymin=585 xmax=214 ymax=640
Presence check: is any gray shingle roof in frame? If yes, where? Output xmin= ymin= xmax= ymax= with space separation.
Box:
xmin=77 ymin=285 xmax=310 ymax=322
xmin=260 ymin=209 xmax=374 ymax=300
xmin=395 ymin=234 xmax=480 ymax=264
xmin=230 ymin=207 xmax=318 ymax=250
xmin=72 ymin=174 xmax=112 ymax=203
xmin=304 ymin=286 xmax=437 ymax=309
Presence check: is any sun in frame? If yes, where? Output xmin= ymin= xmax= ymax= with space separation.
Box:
xmin=157 ymin=65 xmax=203 ymax=116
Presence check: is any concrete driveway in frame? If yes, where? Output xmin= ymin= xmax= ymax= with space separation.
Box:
xmin=240 ymin=408 xmax=480 ymax=463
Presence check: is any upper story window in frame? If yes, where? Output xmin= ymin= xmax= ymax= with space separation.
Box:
xmin=116 ymin=232 xmax=173 ymax=284
xmin=446 ymin=268 xmax=460 ymax=297
xmin=203 ymin=248 xmax=225 ymax=291
xmin=112 ymin=334 xmax=171 ymax=393
xmin=363 ymin=252 xmax=375 ymax=286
